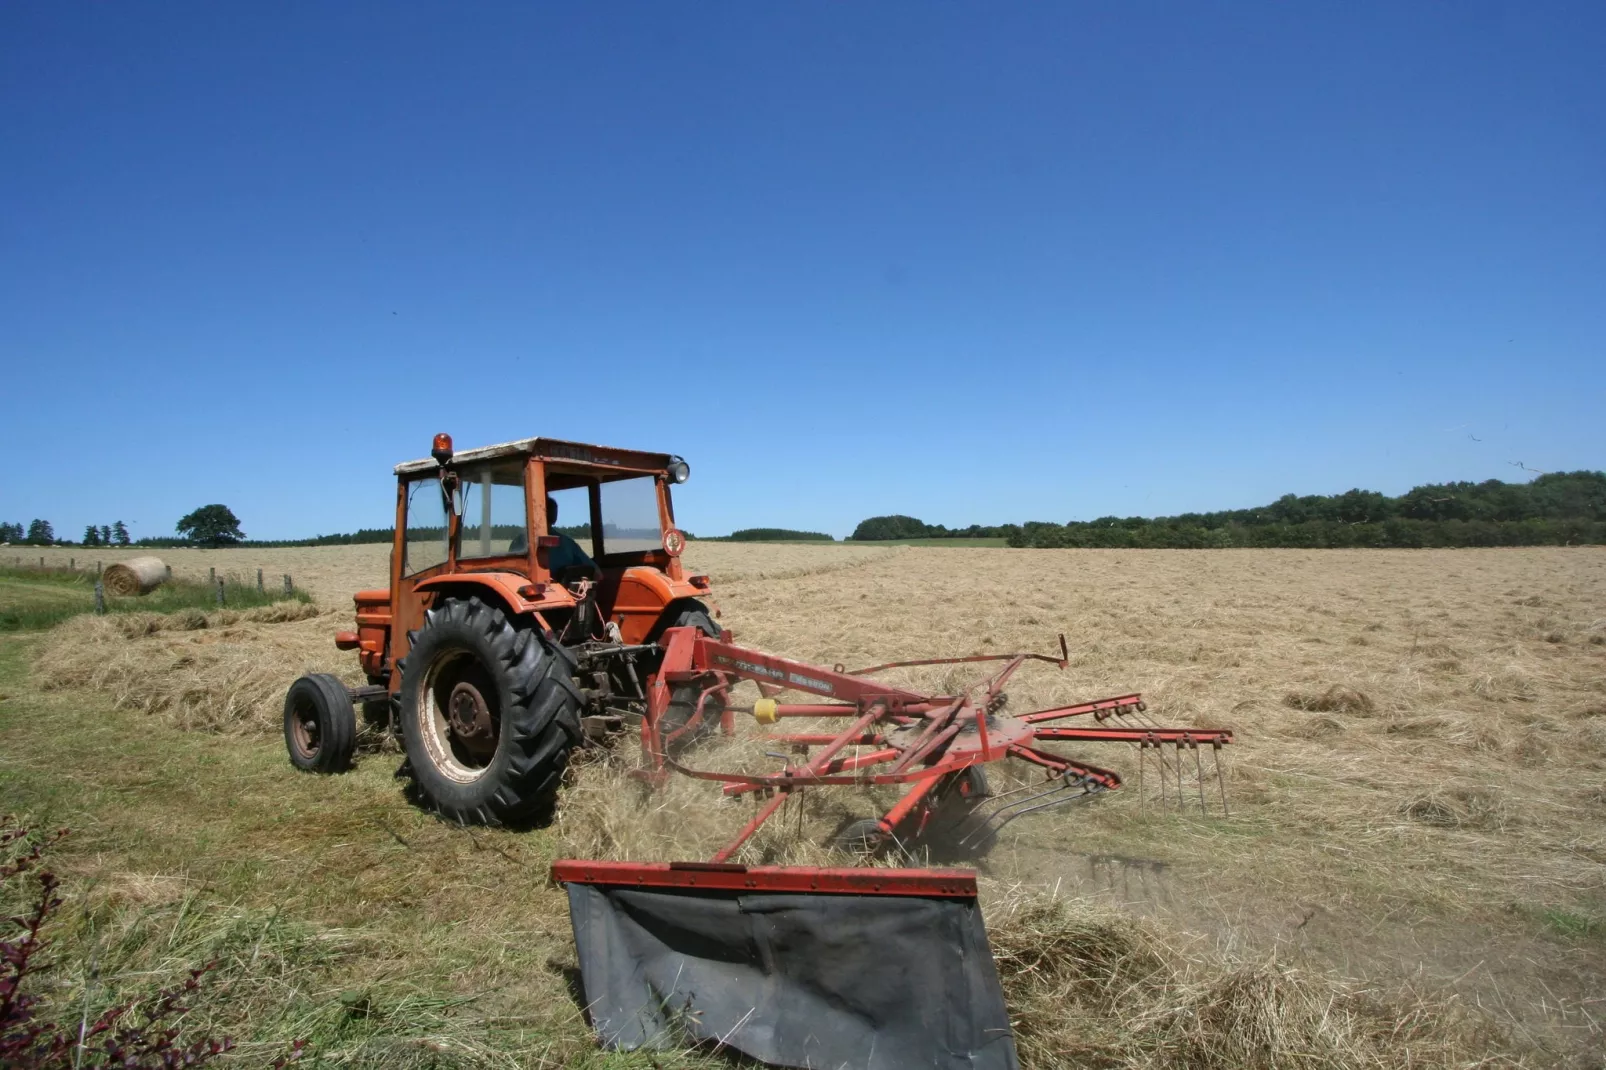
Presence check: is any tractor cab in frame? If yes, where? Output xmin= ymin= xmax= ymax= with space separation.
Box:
xmin=337 ymin=434 xmax=713 ymax=688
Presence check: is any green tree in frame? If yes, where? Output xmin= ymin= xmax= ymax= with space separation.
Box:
xmin=82 ymin=524 xmax=101 ymax=546
xmin=1 ymin=521 xmax=23 ymax=543
xmin=100 ymin=524 xmax=113 ymax=545
xmin=25 ymin=519 xmax=55 ymax=545
xmin=176 ymin=505 xmax=245 ymax=547
xmin=111 ymin=520 xmax=130 ymax=546
xmin=849 ymin=515 xmax=933 ymax=540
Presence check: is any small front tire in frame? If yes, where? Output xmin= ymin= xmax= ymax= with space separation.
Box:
xmin=284 ymin=673 xmax=357 ymax=773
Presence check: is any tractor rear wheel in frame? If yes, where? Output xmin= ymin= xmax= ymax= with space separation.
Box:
xmin=397 ymin=596 xmax=582 ymax=826
xmin=284 ymin=673 xmax=357 ymax=774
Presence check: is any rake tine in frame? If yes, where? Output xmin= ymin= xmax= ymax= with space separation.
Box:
xmin=1194 ymin=742 xmax=1206 ymax=815
xmin=1214 ymin=741 xmax=1230 ymax=817
xmin=1137 ymin=742 xmax=1145 ymax=813
xmin=1174 ymin=742 xmax=1184 ymax=807
xmin=987 ymin=783 xmax=1105 ymax=836
xmin=959 ymin=777 xmax=1095 ymax=846
xmin=965 ymin=780 xmax=1105 ymax=842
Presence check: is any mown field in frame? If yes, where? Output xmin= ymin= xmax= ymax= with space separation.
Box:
xmin=3 ymin=543 xmax=1603 ymax=1067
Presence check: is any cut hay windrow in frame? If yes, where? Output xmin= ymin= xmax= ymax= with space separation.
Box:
xmin=33 ymin=604 xmax=349 ymax=733
xmin=984 ymin=893 xmax=1518 ymax=1069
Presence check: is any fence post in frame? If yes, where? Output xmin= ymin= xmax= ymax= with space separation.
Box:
xmin=209 ymin=566 xmax=216 ymax=584
xmin=216 ymin=576 xmax=225 ymax=607
xmin=257 ymin=568 xmax=264 ymax=593
xmin=40 ymin=556 xmax=45 ymax=569
xmin=97 ymin=561 xmax=103 ymax=575
xmin=70 ymin=557 xmax=74 ymax=570
xmin=94 ymin=581 xmax=105 ymax=615
xmin=283 ymin=574 xmax=292 ymax=597
xmin=165 ymin=564 xmax=172 ymax=580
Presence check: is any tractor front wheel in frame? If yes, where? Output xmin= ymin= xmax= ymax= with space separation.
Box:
xmin=398 ymin=597 xmax=582 ymax=826
xmin=284 ymin=673 xmax=357 ymax=774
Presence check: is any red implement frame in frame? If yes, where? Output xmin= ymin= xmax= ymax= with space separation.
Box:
xmin=550 ymin=859 xmax=977 ymax=897
xmin=639 ymin=628 xmax=1234 ymax=862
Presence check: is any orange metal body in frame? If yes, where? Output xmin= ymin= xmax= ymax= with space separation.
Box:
xmin=343 ymin=437 xmax=706 ymax=692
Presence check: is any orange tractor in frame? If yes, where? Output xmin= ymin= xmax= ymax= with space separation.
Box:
xmin=285 ymin=433 xmax=1232 ymax=1070
xmin=282 ymin=433 xmax=719 ymax=825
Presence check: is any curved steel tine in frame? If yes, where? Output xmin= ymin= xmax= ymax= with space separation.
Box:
xmin=976 ymin=784 xmax=1106 ymax=840
xmin=958 ymin=776 xmax=1102 ymax=845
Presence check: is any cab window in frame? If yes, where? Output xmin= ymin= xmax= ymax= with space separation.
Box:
xmin=404 ymin=478 xmax=449 ymax=575
xmin=457 ymin=461 xmax=527 ymax=560
xmin=599 ymin=476 xmax=662 ymax=556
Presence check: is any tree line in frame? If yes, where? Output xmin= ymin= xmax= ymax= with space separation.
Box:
xmin=12 ymin=472 xmax=1604 ymax=552
xmin=2 ymin=506 xmax=247 ymax=549
xmin=0 ymin=520 xmax=129 ymax=546
xmin=849 ymin=471 xmax=1606 ymax=549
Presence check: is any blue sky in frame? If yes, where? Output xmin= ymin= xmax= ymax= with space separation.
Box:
xmin=3 ymin=2 xmax=1602 ymax=541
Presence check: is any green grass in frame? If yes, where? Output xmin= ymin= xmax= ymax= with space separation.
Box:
xmin=1523 ymin=905 xmax=1605 ymax=941
xmin=0 ymin=564 xmax=312 ymax=632
xmin=0 ymin=632 xmax=695 ymax=1068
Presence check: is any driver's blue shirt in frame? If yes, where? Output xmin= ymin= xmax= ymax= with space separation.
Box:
xmin=550 ymin=532 xmax=595 ymax=572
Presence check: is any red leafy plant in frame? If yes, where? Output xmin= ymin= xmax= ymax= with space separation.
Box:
xmin=1 ymin=821 xmax=293 ymax=1067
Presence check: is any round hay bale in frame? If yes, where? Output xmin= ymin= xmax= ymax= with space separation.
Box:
xmin=103 ymin=556 xmax=168 ymax=597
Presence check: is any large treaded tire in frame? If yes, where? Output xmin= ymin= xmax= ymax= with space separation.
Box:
xmin=397 ymin=596 xmax=582 ymax=827
xmin=284 ymin=673 xmax=357 ymax=774
xmin=657 ymin=605 xmax=724 ymax=752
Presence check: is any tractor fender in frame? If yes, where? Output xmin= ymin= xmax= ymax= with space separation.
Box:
xmin=610 ymin=568 xmax=707 ymax=645
xmin=643 ymin=597 xmax=716 ymax=645
xmin=412 ymin=572 xmax=573 ymax=625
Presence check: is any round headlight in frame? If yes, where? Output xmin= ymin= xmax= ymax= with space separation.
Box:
xmin=668 ymin=457 xmax=690 ymax=484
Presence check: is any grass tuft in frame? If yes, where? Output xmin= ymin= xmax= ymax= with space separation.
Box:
xmin=1282 ymin=685 xmax=1375 ymax=715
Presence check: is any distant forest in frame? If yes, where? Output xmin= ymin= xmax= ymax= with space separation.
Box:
xmin=850 ymin=471 xmax=1606 ymax=548
xmin=15 ymin=472 xmax=1600 ymax=551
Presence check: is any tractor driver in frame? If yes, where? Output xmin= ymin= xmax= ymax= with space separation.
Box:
xmin=509 ymin=496 xmax=595 ymax=575
xmin=542 ymin=495 xmax=595 ymax=575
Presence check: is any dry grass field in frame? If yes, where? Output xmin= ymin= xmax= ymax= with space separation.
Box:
xmin=4 ymin=543 xmax=1604 ymax=1066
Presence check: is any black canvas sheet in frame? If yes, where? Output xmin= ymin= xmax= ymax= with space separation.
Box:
xmin=566 ymin=883 xmax=1019 ymax=1070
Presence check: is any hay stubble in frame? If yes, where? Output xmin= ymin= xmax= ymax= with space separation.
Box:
xmin=23 ymin=543 xmax=1606 ymax=1065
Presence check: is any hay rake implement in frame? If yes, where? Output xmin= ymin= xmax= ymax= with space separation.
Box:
xmin=638 ymin=628 xmax=1233 ymax=860
xmin=553 ymin=626 xmax=1232 ymax=1069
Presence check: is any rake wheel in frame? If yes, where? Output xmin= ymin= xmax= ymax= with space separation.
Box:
xmin=656 ymin=605 xmax=724 ymax=753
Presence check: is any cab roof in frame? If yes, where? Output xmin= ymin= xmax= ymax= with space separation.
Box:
xmin=394 ymin=437 xmax=675 ymax=477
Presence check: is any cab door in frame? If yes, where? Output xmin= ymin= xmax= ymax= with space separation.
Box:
xmin=390 ymin=474 xmax=454 ymax=672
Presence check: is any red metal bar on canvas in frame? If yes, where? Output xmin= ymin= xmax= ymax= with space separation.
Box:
xmin=552 ymin=859 xmax=978 ymax=898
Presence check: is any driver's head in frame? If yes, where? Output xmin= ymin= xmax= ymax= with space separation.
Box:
xmin=546 ymin=496 xmax=558 ymax=525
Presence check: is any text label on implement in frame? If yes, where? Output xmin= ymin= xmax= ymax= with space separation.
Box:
xmin=713 ymin=655 xmax=836 ymax=696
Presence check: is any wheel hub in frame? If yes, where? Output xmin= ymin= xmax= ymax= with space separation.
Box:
xmin=447 ymin=680 xmax=496 ymax=760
